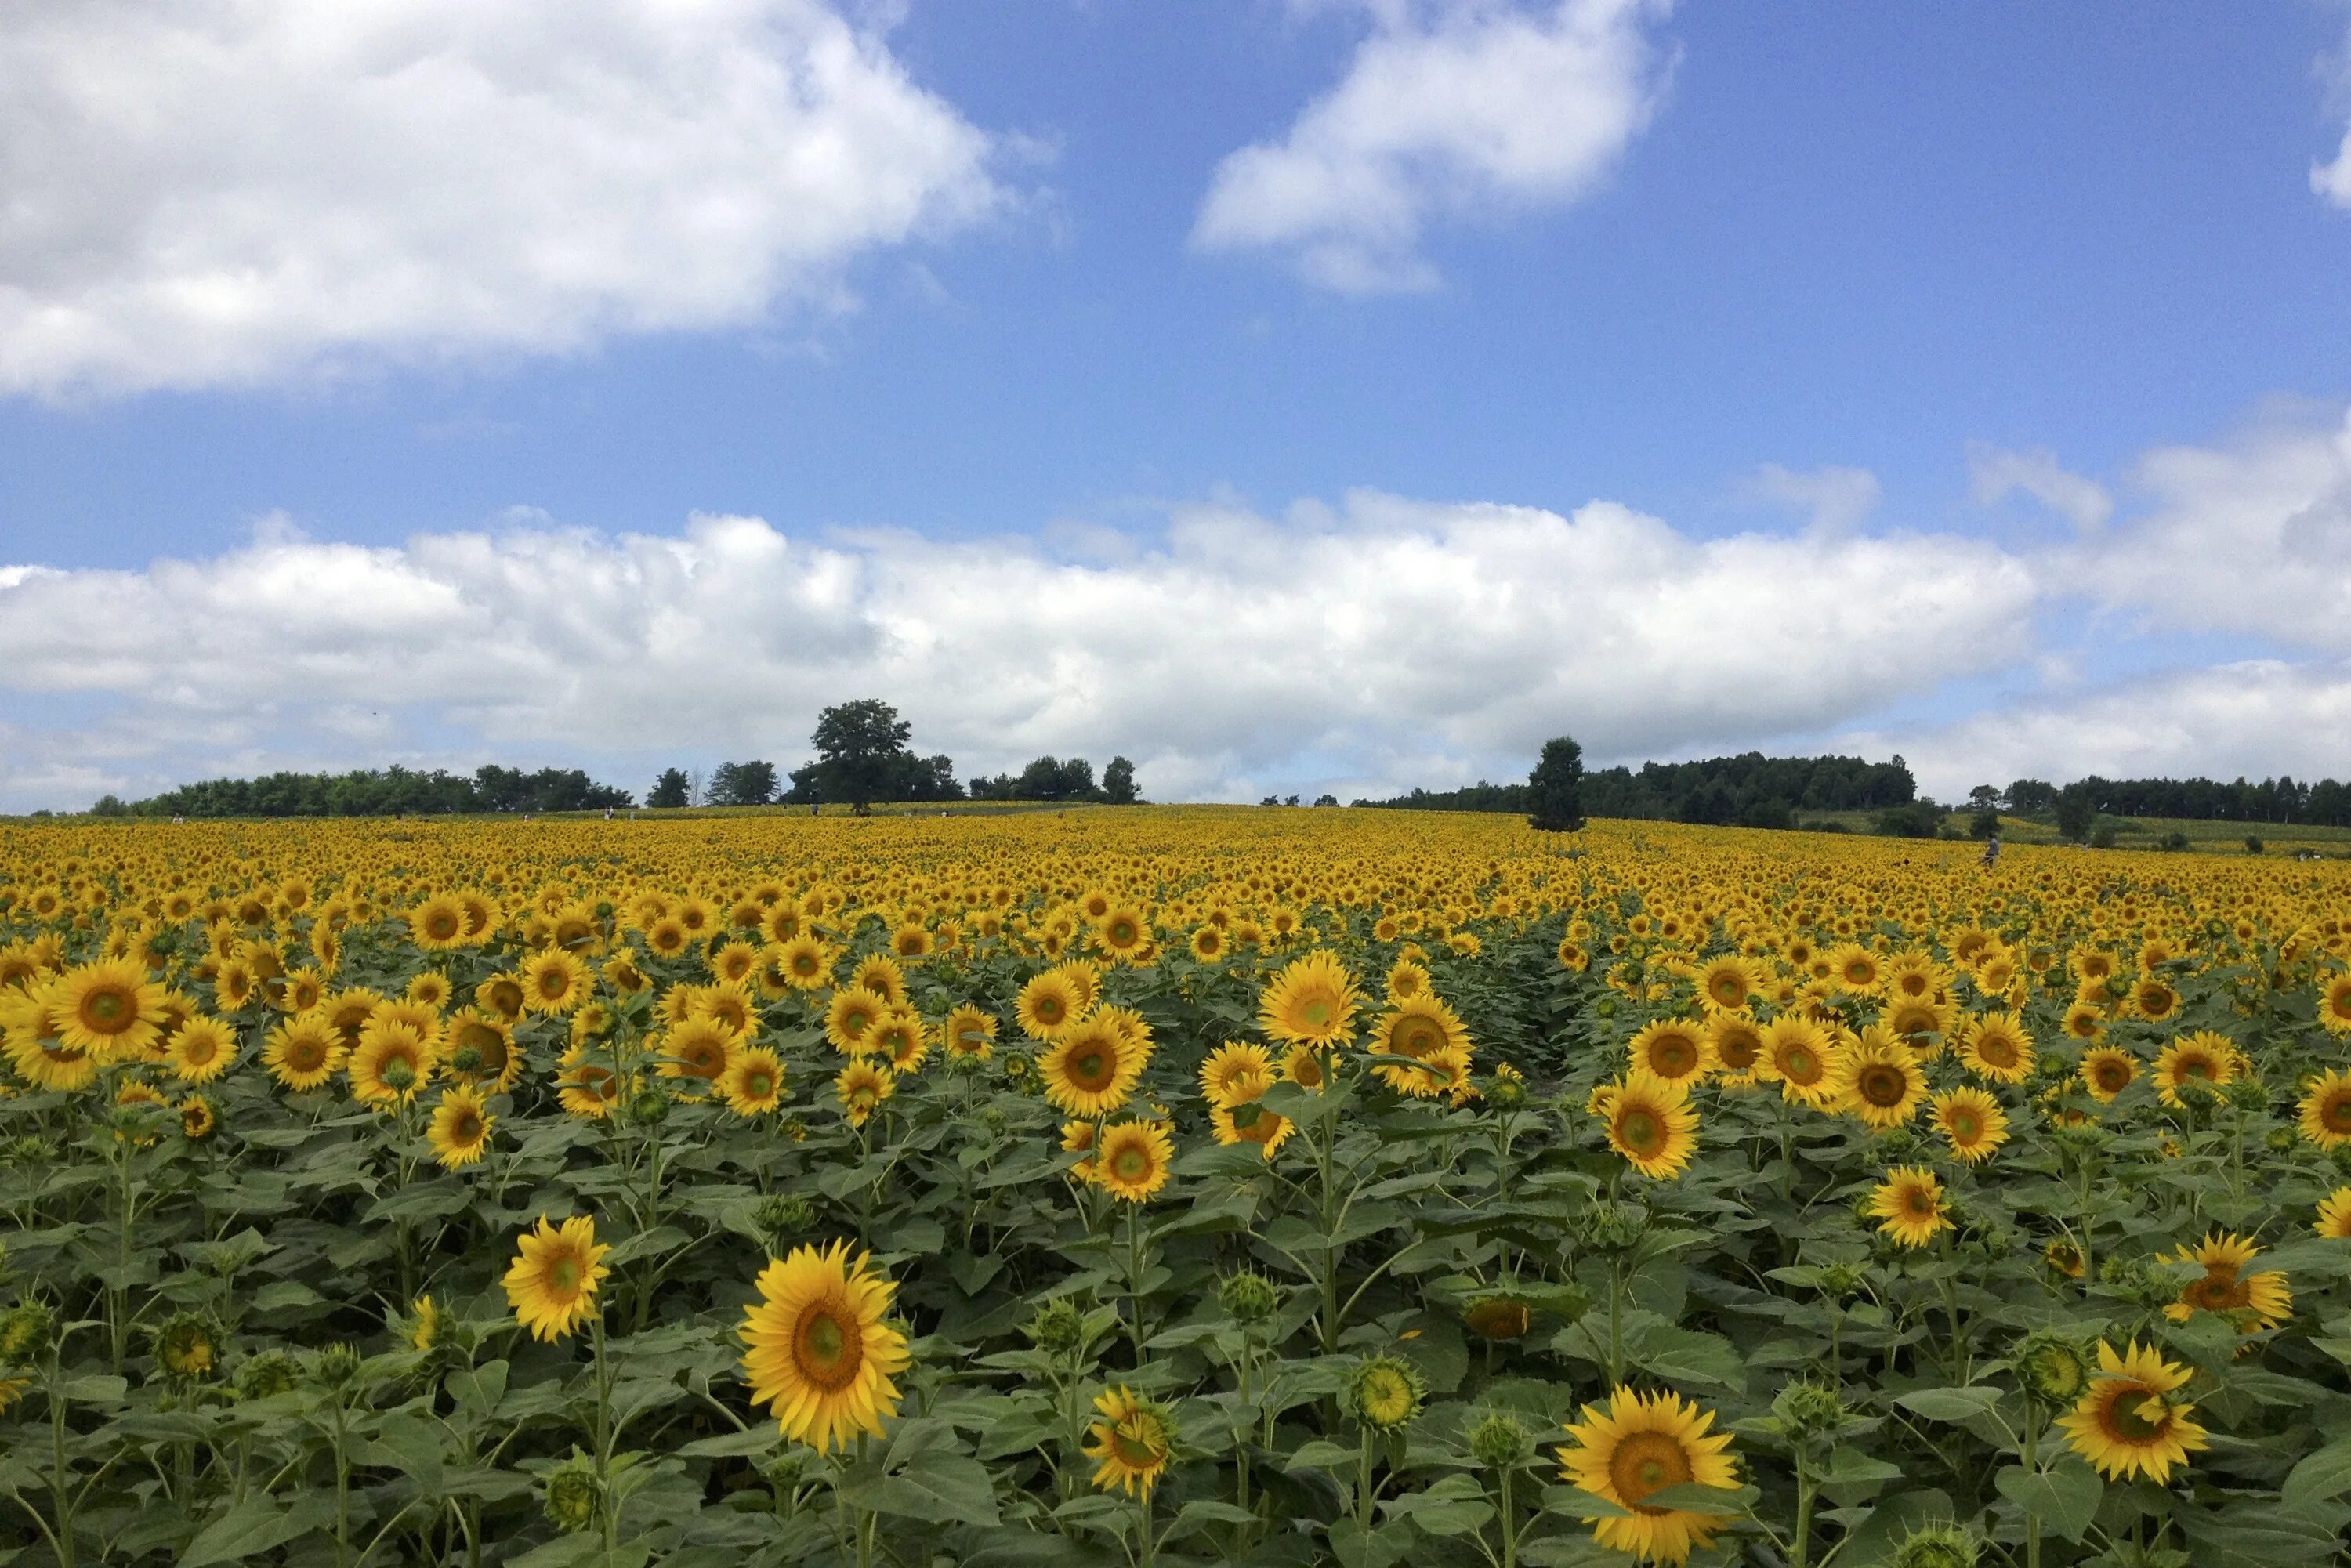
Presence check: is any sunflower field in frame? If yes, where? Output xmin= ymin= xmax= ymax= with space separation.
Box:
xmin=4 ymin=809 xmax=2351 ymax=1568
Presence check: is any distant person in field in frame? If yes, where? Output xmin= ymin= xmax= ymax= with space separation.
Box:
xmin=1980 ymin=834 xmax=2001 ymax=870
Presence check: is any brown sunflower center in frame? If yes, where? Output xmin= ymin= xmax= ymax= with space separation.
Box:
xmin=1859 ymin=1066 xmax=1908 ymax=1107
xmin=1610 ymin=1431 xmax=1694 ymax=1511
xmin=792 ymin=1302 xmax=863 ymax=1392
xmin=1617 ymin=1106 xmax=1664 ymax=1154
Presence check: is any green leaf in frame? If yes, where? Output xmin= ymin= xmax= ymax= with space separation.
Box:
xmin=843 ymin=1448 xmax=1001 ymax=1526
xmin=178 ymin=1492 xmax=336 ymax=1568
xmin=1636 ymin=1481 xmax=1756 ymax=1516
xmin=2284 ymin=1437 xmax=2351 ymax=1508
xmin=1994 ymin=1458 xmax=2103 ymax=1543
xmin=1895 ymin=1385 xmax=2005 ymax=1422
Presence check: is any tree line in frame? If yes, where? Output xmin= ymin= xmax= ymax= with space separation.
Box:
xmin=88 ymin=700 xmax=1143 ymax=820
xmin=1974 ymin=775 xmax=2351 ymax=831
xmin=1359 ymin=750 xmax=1920 ymax=831
xmin=99 ymin=765 xmax=632 ymax=820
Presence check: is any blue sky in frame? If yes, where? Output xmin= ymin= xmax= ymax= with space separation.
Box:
xmin=4 ymin=0 xmax=2351 ymax=809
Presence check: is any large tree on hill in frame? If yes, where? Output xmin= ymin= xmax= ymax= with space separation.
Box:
xmin=1527 ymin=736 xmax=1586 ymax=833
xmin=1102 ymin=756 xmax=1138 ymax=804
xmin=811 ymin=699 xmax=913 ymax=815
xmin=647 ymin=768 xmax=691 ymax=809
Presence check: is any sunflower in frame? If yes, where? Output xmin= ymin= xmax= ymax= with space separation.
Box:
xmin=1016 ymin=969 xmax=1085 ymax=1041
xmin=720 ymin=1045 xmax=787 ymax=1116
xmin=2322 ymin=972 xmax=2351 ymax=1036
xmin=1556 ymin=1387 xmax=1740 ymax=1566
xmin=835 ymin=1060 xmax=895 ymax=1128
xmin=1929 ymin=1086 xmax=2009 ymax=1164
xmin=429 ymin=1085 xmax=496 ymax=1169
xmin=53 ymin=958 xmax=167 ymax=1061
xmin=443 ymin=1009 xmax=520 ymax=1092
xmin=1676 ymin=953 xmax=1751 ymax=1016
xmin=1882 ymin=994 xmax=1953 ymax=1059
xmin=263 ymin=1012 xmax=345 ymax=1092
xmin=711 ymin=939 xmax=763 ymax=987
xmin=2161 ymin=1231 xmax=2291 ymax=1332
xmin=1706 ymin=1014 xmax=1765 ymax=1084
xmin=1188 ymin=924 xmax=1226 ymax=963
xmin=1830 ymin=1028 xmax=1927 ymax=1129
xmin=1095 ymin=1119 xmax=1174 ymax=1203
xmin=658 ymin=1017 xmax=735 ymax=1088
xmin=774 ymin=934 xmax=835 ymax=992
xmin=2078 ymin=1046 xmax=2138 ymax=1103
xmin=1958 ymin=1012 xmax=2032 ymax=1085
xmin=824 ymin=986 xmax=889 ymax=1056
xmin=517 ymin=948 xmax=588 ymax=1017
xmin=1373 ymin=995 xmax=1473 ymax=1091
xmin=2316 ymin=1188 xmax=2351 ymax=1240
xmin=1258 ymin=951 xmax=1362 ymax=1048
xmin=940 ymin=1003 xmax=997 ymax=1060
xmin=2061 ymin=1000 xmax=2106 ymax=1043
xmin=1828 ymin=943 xmax=1882 ymax=996
xmin=1386 ymin=958 xmax=1432 ymax=1001
xmin=348 ymin=1019 xmax=436 ymax=1108
xmin=1348 ymin=1354 xmax=1426 ymax=1432
xmin=2057 ymin=1341 xmax=2208 ymax=1483
xmin=556 ymin=1045 xmax=630 ymax=1120
xmin=179 ymin=1093 xmax=217 ymax=1140
xmin=409 ymin=1295 xmax=443 ymax=1354
xmin=869 ymin=1005 xmax=928 ymax=1073
xmin=2153 ymin=1033 xmax=2239 ymax=1107
xmin=1061 ymin=1119 xmax=1100 ymax=1183
xmin=1038 ymin=1016 xmax=1143 ymax=1117
xmin=1757 ymin=1015 xmax=1839 ymax=1108
xmin=740 ymin=1240 xmax=909 ymax=1453
xmin=1867 ymin=1166 xmax=1951 ymax=1248
xmin=1094 ymin=906 xmax=1150 ymax=961
xmin=410 ymin=894 xmax=468 ymax=951
xmin=165 ymin=1015 xmax=236 ymax=1084
xmin=2128 ymin=974 xmax=2180 ymax=1023
xmin=1197 ymin=1041 xmax=1272 ymax=1106
xmin=2300 ymin=1070 xmax=2351 ymax=1149
xmin=503 ymin=1215 xmax=610 ymax=1342
xmin=1627 ymin=1019 xmax=1715 ymax=1087
xmin=1597 ymin=1070 xmax=1699 ymax=1179
xmin=1083 ymin=1386 xmax=1176 ymax=1497
xmin=851 ymin=953 xmax=907 ymax=1006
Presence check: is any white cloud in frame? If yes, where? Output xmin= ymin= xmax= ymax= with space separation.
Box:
xmin=1965 ymin=441 xmax=2112 ymax=532
xmin=2063 ymin=407 xmax=2351 ymax=653
xmin=0 ymin=0 xmax=999 ymax=397
xmin=2316 ymin=131 xmax=2351 ymax=207
xmin=1852 ymin=658 xmax=2351 ymax=802
xmin=0 ymin=492 xmax=2034 ymax=810
xmin=1192 ymin=0 xmax=1672 ymax=292
xmin=1743 ymin=462 xmax=1882 ymax=538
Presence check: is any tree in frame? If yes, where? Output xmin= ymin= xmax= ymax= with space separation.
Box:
xmin=648 ymin=769 xmax=691 ymax=809
xmin=1969 ymin=804 xmax=2001 ymax=839
xmin=1102 ymin=756 xmax=1139 ymax=805
xmin=708 ymin=760 xmax=779 ymax=807
xmin=1015 ymin=756 xmax=1096 ymax=801
xmin=2054 ymin=783 xmax=2096 ymax=844
xmin=810 ymin=699 xmax=914 ymax=815
xmin=2005 ymin=779 xmax=2059 ymax=816
xmin=1313 ymin=793 xmax=1339 ymax=807
xmin=1967 ymin=784 xmax=2001 ymax=810
xmin=1527 ymin=736 xmax=1586 ymax=833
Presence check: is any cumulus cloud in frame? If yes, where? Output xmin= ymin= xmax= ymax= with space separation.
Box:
xmin=1966 ymin=442 xmax=2113 ymax=533
xmin=2062 ymin=407 xmax=2351 ymax=654
xmin=1192 ymin=0 xmax=1672 ymax=292
xmin=0 ymin=493 xmax=2035 ymax=810
xmin=0 ymin=0 xmax=1000 ymax=397
xmin=1851 ymin=658 xmax=2351 ymax=803
xmin=1743 ymin=463 xmax=1882 ymax=538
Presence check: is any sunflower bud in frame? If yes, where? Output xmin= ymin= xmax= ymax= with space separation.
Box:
xmin=151 ymin=1312 xmax=220 ymax=1383
xmin=310 ymin=1342 xmax=364 ymax=1392
xmin=1817 ymin=1262 xmax=1866 ymax=1300
xmin=1465 ymin=1409 xmax=1534 ymax=1469
xmin=543 ymin=1456 xmax=603 ymax=1534
xmin=2266 ymin=1128 xmax=2299 ymax=1153
xmin=628 ymin=1088 xmax=668 ymax=1127
xmin=1875 ymin=1127 xmax=1919 ymax=1161
xmin=1595 ymin=998 xmax=1618 ymax=1018
xmin=235 ymin=1349 xmax=301 ymax=1400
xmin=1771 ymin=1379 xmax=1847 ymax=1440
xmin=1487 ymin=1069 xmax=1528 ymax=1110
xmin=1577 ymin=1200 xmax=1646 ymax=1253
xmin=2224 ymin=1078 xmax=2269 ymax=1114
xmin=756 ymin=1193 xmax=817 ymax=1248
xmin=1891 ymin=1523 xmax=1980 ymax=1568
xmin=1025 ymin=1298 xmax=1089 ymax=1356
xmin=2016 ymin=1330 xmax=2088 ymax=1403
xmin=0 ymin=1301 xmax=56 ymax=1364
xmin=1218 ymin=1273 xmax=1281 ymax=1326
xmin=1346 ymin=1354 xmax=1425 ymax=1434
